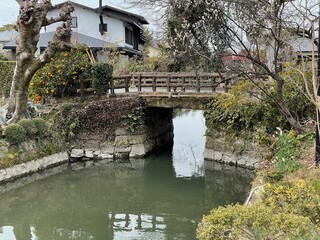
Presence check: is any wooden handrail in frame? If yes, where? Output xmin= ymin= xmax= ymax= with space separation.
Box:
xmin=78 ymin=72 xmax=243 ymax=94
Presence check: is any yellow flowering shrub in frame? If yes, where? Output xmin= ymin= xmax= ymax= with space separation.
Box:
xmin=262 ymin=180 xmax=320 ymax=224
xmin=197 ymin=204 xmax=320 ymax=240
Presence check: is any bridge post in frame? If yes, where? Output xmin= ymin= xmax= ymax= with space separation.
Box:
xmin=211 ymin=77 xmax=216 ymax=92
xmin=167 ymin=74 xmax=171 ymax=92
xmin=125 ymin=76 xmax=129 ymax=93
xmin=110 ymin=78 xmax=115 ymax=94
xmin=196 ymin=72 xmax=201 ymax=92
xmin=152 ymin=76 xmax=156 ymax=92
xmin=138 ymin=74 xmax=142 ymax=92
xmin=182 ymin=77 xmax=186 ymax=92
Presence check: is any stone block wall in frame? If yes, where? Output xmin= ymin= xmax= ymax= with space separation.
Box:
xmin=72 ymin=107 xmax=174 ymax=161
xmin=0 ymin=107 xmax=174 ymax=187
xmin=204 ymin=134 xmax=262 ymax=169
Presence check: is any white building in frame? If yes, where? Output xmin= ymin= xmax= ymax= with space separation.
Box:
xmin=0 ymin=30 xmax=18 ymax=59
xmin=4 ymin=1 xmax=149 ymax=59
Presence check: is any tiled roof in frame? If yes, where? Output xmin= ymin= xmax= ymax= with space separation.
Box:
xmin=289 ymin=37 xmax=318 ymax=53
xmin=3 ymin=32 xmax=110 ymax=50
xmin=0 ymin=30 xmax=18 ymax=42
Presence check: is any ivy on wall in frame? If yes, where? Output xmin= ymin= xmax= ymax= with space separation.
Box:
xmin=53 ymin=97 xmax=147 ymax=141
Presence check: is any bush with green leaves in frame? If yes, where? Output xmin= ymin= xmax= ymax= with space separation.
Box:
xmin=197 ymin=203 xmax=320 ymax=240
xmin=4 ymin=124 xmax=27 ymax=145
xmin=91 ymin=62 xmax=113 ymax=94
xmin=204 ymin=81 xmax=267 ymax=134
xmin=204 ymin=76 xmax=314 ymax=136
xmin=0 ymin=61 xmax=15 ymax=98
xmin=32 ymin=118 xmax=49 ymax=137
xmin=17 ymin=119 xmax=38 ymax=137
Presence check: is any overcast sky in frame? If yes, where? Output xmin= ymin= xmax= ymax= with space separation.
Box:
xmin=0 ymin=0 xmax=140 ymax=26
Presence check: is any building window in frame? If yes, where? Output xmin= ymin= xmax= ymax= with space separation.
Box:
xmin=125 ymin=27 xmax=133 ymax=45
xmin=71 ymin=17 xmax=78 ymax=28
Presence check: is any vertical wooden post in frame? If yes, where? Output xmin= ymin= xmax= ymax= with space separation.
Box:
xmin=224 ymin=79 xmax=229 ymax=93
xmin=152 ymin=76 xmax=156 ymax=92
xmin=211 ymin=77 xmax=216 ymax=92
xmin=196 ymin=72 xmax=200 ymax=92
xmin=110 ymin=77 xmax=115 ymax=94
xmin=182 ymin=76 xmax=186 ymax=92
xmin=125 ymin=76 xmax=129 ymax=93
xmin=131 ymin=73 xmax=135 ymax=87
xmin=138 ymin=74 xmax=142 ymax=92
xmin=167 ymin=74 xmax=171 ymax=92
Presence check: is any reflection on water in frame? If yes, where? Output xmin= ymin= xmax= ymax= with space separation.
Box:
xmin=0 ymin=110 xmax=254 ymax=240
xmin=173 ymin=110 xmax=206 ymax=178
xmin=110 ymin=213 xmax=166 ymax=240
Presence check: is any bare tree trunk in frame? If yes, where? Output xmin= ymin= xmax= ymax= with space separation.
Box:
xmin=7 ymin=0 xmax=74 ymax=124
xmin=275 ymin=78 xmax=304 ymax=133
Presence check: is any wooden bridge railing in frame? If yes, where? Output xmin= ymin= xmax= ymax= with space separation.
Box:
xmin=77 ymin=72 xmax=238 ymax=95
xmin=110 ymin=72 xmax=234 ymax=94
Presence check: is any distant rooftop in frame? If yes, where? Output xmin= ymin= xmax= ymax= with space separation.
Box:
xmin=289 ymin=37 xmax=318 ymax=53
xmin=0 ymin=30 xmax=18 ymax=42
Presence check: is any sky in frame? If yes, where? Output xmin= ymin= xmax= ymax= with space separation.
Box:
xmin=0 ymin=0 xmax=140 ymax=26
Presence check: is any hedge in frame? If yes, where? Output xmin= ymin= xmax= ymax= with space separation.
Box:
xmin=0 ymin=61 xmax=15 ymax=98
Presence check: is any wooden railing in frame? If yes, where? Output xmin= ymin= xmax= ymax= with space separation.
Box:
xmin=111 ymin=72 xmax=233 ymax=94
xmin=77 ymin=72 xmax=237 ymax=95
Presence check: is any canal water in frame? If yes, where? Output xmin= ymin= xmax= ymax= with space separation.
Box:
xmin=0 ymin=110 xmax=253 ymax=240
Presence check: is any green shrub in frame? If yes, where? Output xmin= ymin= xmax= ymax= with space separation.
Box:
xmin=204 ymin=81 xmax=269 ymax=134
xmin=4 ymin=124 xmax=27 ymax=145
xmin=0 ymin=61 xmax=15 ymax=98
xmin=17 ymin=119 xmax=38 ymax=137
xmin=91 ymin=62 xmax=113 ymax=94
xmin=197 ymin=204 xmax=320 ymax=240
xmin=204 ymin=77 xmax=314 ymax=136
xmin=32 ymin=118 xmax=49 ymax=136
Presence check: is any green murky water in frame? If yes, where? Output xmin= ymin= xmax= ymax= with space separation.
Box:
xmin=0 ymin=111 xmax=253 ymax=240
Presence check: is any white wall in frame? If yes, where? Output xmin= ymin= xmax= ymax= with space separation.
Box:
xmin=42 ymin=5 xmax=126 ymax=47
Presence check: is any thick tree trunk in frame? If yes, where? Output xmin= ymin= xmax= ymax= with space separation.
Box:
xmin=7 ymin=1 xmax=73 ymax=123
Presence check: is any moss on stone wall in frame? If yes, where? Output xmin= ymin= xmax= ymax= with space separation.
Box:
xmin=0 ymin=138 xmax=62 ymax=170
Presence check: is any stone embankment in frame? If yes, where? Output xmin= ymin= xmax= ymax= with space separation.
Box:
xmin=0 ymin=152 xmax=69 ymax=185
xmin=204 ymin=134 xmax=262 ymax=169
xmin=0 ymin=108 xmax=174 ymax=187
